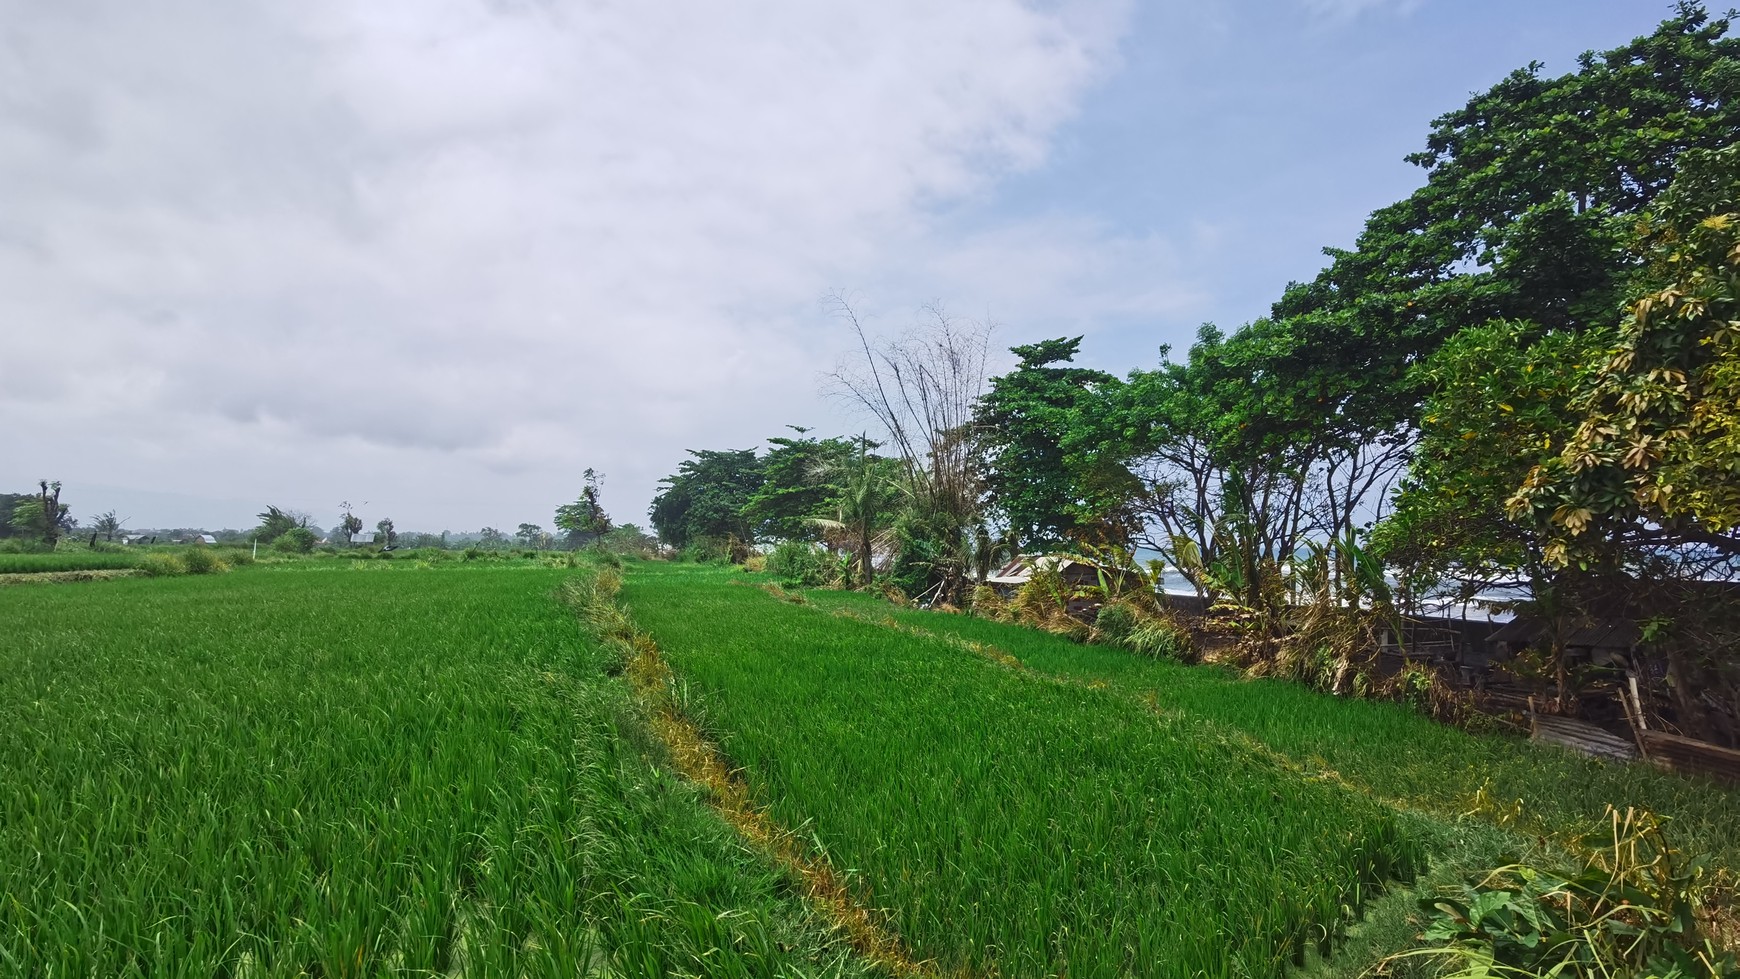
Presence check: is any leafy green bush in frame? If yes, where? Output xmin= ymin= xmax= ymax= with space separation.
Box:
xmin=680 ymin=538 xmax=734 ymax=563
xmin=139 ymin=553 xmax=186 ymax=577
xmin=765 ymin=541 xmax=835 ymax=588
xmin=178 ymin=548 xmax=227 ymax=575
xmin=1398 ymin=808 xmax=1737 ymax=979
xmin=271 ymin=527 xmax=316 ymax=554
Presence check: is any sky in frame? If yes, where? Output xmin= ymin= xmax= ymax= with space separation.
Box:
xmin=0 ymin=0 xmax=1686 ymax=534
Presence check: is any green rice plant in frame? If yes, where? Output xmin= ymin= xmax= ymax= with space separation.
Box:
xmin=0 ymin=551 xmax=138 ymax=574
xmin=621 ymin=563 xmax=1429 ymax=978
xmin=0 ymin=566 xmax=874 ymax=978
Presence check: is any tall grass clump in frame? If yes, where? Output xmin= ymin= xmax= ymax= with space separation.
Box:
xmin=177 ymin=547 xmax=228 ymax=575
xmin=621 ymin=563 xmax=1429 ymax=979
xmin=1125 ymin=615 xmax=1194 ymax=662
xmin=137 ymin=552 xmax=186 ymax=577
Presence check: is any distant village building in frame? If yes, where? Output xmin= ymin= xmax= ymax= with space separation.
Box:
xmin=121 ymin=534 xmax=150 ymax=545
xmin=350 ymin=532 xmax=376 ymax=546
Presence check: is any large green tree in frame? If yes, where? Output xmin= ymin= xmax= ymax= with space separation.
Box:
xmin=976 ymin=337 xmax=1137 ymax=550
xmin=1271 ymin=4 xmax=1738 ymax=437
xmin=92 ymin=511 xmax=123 ymax=542
xmin=647 ymin=450 xmax=763 ymax=551
xmin=1372 ymin=321 xmax=1603 ymax=604
xmin=1373 ymin=147 xmax=1740 ymax=741
xmin=741 ymin=429 xmax=857 ymax=542
xmin=253 ymin=506 xmax=308 ymax=543
xmin=555 ymin=468 xmax=612 ymax=547
xmin=1510 ymin=145 xmax=1740 ymax=570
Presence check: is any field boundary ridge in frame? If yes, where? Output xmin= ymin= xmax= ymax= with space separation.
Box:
xmin=562 ymin=567 xmax=944 ymax=979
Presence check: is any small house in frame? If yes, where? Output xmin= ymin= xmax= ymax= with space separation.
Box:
xmin=1486 ymin=616 xmax=1639 ymax=671
xmin=985 ymin=555 xmax=1109 ymax=618
xmin=985 ymin=555 xmax=1102 ymax=594
xmin=350 ymin=532 xmax=377 ymax=546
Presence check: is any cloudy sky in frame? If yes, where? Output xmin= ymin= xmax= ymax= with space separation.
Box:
xmin=1 ymin=0 xmax=1673 ymax=534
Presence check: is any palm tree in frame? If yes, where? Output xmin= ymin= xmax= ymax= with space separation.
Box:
xmin=810 ymin=436 xmax=897 ymax=588
xmin=92 ymin=511 xmax=124 ymax=542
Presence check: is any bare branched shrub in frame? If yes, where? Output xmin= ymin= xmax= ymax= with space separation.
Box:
xmin=825 ymin=293 xmax=991 ymax=604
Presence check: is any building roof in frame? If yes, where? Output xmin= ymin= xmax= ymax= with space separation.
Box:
xmin=1488 ymin=616 xmax=1640 ymax=650
xmin=985 ymin=554 xmax=1098 ymax=587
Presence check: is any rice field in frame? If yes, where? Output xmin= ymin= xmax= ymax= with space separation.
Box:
xmin=619 ymin=564 xmax=1432 ymax=978
xmin=0 ymin=564 xmax=870 ymax=977
xmin=9 ymin=557 xmax=1734 ymax=978
xmin=796 ymin=586 xmax=1740 ymax=870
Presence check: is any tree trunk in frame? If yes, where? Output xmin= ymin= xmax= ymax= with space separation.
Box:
xmin=1663 ymin=643 xmax=1715 ymax=743
xmin=857 ymin=525 xmax=872 ymax=588
xmin=38 ymin=481 xmax=61 ymax=549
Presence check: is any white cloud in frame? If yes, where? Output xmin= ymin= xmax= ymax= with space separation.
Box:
xmin=0 ymin=0 xmax=1191 ymax=530
xmin=1297 ymin=0 xmax=1422 ymax=20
